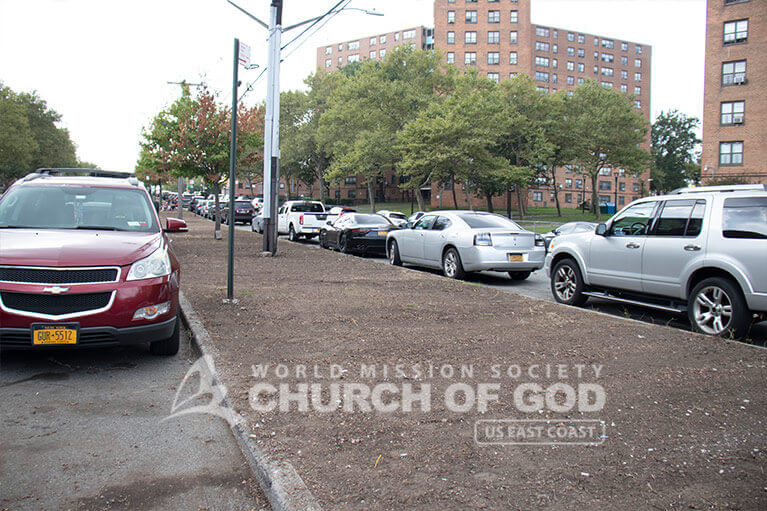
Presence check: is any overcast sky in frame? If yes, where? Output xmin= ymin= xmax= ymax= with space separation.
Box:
xmin=0 ymin=0 xmax=706 ymax=170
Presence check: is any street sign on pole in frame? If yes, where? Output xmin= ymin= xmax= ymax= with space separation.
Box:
xmin=238 ymin=41 xmax=251 ymax=68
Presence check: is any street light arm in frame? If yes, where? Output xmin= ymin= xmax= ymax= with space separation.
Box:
xmin=282 ymin=7 xmax=383 ymax=32
xmin=226 ymin=0 xmax=268 ymax=29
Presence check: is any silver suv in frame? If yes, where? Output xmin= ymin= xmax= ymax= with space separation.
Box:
xmin=544 ymin=185 xmax=767 ymax=339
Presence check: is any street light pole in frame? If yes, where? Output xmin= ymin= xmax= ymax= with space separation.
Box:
xmin=263 ymin=0 xmax=282 ymax=256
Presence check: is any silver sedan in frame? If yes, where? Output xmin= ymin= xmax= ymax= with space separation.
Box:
xmin=386 ymin=210 xmax=546 ymax=280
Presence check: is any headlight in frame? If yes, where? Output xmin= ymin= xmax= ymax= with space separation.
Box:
xmin=127 ymin=247 xmax=171 ymax=281
xmin=133 ymin=301 xmax=170 ymax=320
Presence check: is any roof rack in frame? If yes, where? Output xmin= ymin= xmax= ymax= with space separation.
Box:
xmin=670 ymin=184 xmax=767 ymax=194
xmin=35 ymin=168 xmax=136 ymax=178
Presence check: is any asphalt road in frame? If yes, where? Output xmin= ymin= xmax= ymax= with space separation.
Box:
xmin=0 ymin=328 xmax=265 ymax=510
xmin=229 ymin=218 xmax=766 ymax=345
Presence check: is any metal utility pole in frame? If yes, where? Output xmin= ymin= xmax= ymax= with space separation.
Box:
xmin=227 ymin=39 xmax=240 ymax=300
xmin=263 ymin=0 xmax=283 ymax=256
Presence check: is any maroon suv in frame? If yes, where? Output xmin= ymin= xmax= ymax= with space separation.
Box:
xmin=0 ymin=169 xmax=187 ymax=355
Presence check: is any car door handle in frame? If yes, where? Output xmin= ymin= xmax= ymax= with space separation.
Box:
xmin=684 ymin=244 xmax=702 ymax=251
xmin=626 ymin=242 xmax=641 ymax=249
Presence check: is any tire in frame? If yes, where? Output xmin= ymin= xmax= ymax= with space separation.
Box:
xmin=688 ymin=277 xmax=751 ymax=339
xmin=319 ymin=231 xmax=328 ymax=249
xmin=388 ymin=239 xmax=402 ymax=266
xmin=288 ymin=225 xmax=298 ymax=242
xmin=339 ymin=234 xmax=350 ymax=254
xmin=508 ymin=271 xmax=532 ymax=281
xmin=251 ymin=220 xmax=256 ymax=232
xmin=550 ymin=259 xmax=588 ymax=306
xmin=150 ymin=314 xmax=180 ymax=356
xmin=442 ymin=248 xmax=465 ymax=280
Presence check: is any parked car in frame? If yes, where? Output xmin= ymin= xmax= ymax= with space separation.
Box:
xmin=327 ymin=206 xmax=357 ymax=216
xmin=407 ymin=211 xmax=426 ymax=225
xmin=545 ymin=184 xmax=767 ymax=339
xmin=277 ymin=201 xmax=337 ymax=241
xmin=251 ymin=210 xmax=266 ymax=234
xmin=220 ymin=200 xmax=256 ymax=225
xmin=0 ymin=169 xmax=188 ymax=355
xmin=378 ymin=209 xmax=408 ymax=227
xmin=541 ymin=221 xmax=597 ymax=251
xmin=387 ymin=211 xmax=546 ymax=280
xmin=319 ymin=213 xmax=398 ymax=255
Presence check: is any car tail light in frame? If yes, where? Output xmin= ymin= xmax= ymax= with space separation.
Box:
xmin=299 ymin=214 xmax=304 ymax=225
xmin=351 ymin=229 xmax=371 ymax=234
xmin=535 ymin=234 xmax=545 ymax=247
xmin=474 ymin=233 xmax=492 ymax=246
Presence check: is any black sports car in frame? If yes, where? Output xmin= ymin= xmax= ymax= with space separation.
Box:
xmin=319 ymin=213 xmax=399 ymax=255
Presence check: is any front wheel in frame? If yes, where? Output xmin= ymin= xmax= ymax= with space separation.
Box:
xmin=442 ymin=248 xmax=465 ymax=280
xmin=339 ymin=234 xmax=350 ymax=254
xmin=150 ymin=314 xmax=180 ymax=356
xmin=319 ymin=231 xmax=328 ymax=249
xmin=550 ymin=259 xmax=587 ymax=306
xmin=688 ymin=277 xmax=751 ymax=339
xmin=508 ymin=271 xmax=532 ymax=281
xmin=288 ymin=225 xmax=298 ymax=242
xmin=388 ymin=239 xmax=402 ymax=266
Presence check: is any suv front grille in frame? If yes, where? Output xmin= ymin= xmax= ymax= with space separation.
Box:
xmin=0 ymin=291 xmax=112 ymax=316
xmin=0 ymin=266 xmax=119 ymax=284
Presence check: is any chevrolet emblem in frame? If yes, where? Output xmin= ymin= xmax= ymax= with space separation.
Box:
xmin=43 ymin=286 xmax=70 ymax=294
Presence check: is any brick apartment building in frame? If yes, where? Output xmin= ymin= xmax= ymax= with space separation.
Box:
xmin=702 ymin=0 xmax=767 ymax=185
xmin=313 ymin=0 xmax=652 ymax=211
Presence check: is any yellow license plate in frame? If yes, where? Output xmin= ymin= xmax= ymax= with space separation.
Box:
xmin=508 ymin=254 xmax=524 ymax=262
xmin=32 ymin=324 xmax=78 ymax=345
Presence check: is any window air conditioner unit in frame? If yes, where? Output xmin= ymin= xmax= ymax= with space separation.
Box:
xmin=733 ymin=114 xmax=744 ymax=124
xmin=733 ymin=76 xmax=746 ymax=85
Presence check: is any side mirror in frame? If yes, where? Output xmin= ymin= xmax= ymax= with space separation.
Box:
xmin=595 ymin=223 xmax=608 ymax=236
xmin=165 ymin=218 xmax=188 ymax=233
xmin=326 ymin=220 xmax=332 ymax=225
xmin=406 ymin=221 xmax=414 ymax=229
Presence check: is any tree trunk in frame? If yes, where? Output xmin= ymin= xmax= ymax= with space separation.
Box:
xmin=515 ymin=186 xmax=525 ymax=219
xmin=486 ymin=194 xmax=494 ymax=213
xmin=465 ymin=188 xmax=473 ymax=211
xmin=452 ymin=183 xmax=458 ymax=209
xmin=367 ymin=180 xmax=376 ymax=213
xmin=214 ymin=182 xmax=222 ymax=237
xmin=414 ymin=187 xmax=425 ymax=212
xmin=551 ymin=166 xmax=562 ymax=217
xmin=506 ymin=188 xmax=511 ymax=218
xmin=591 ymin=173 xmax=601 ymax=221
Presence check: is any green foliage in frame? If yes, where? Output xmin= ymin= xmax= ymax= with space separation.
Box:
xmin=650 ymin=110 xmax=701 ymax=193
xmin=0 ymin=82 xmax=78 ymax=186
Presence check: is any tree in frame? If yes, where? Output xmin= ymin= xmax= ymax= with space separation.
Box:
xmin=566 ymin=81 xmax=650 ymax=221
xmin=651 ymin=110 xmax=701 ymax=193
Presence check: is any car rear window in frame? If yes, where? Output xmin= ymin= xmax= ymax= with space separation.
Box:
xmin=722 ymin=197 xmax=767 ymax=239
xmin=350 ymin=214 xmax=391 ymax=225
xmin=291 ymin=203 xmax=324 ymax=213
xmin=235 ymin=201 xmax=252 ymax=207
xmin=456 ymin=213 xmax=522 ymax=230
xmin=0 ymin=185 xmax=158 ymax=232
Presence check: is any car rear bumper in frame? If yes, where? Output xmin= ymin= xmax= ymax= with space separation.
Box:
xmin=0 ymin=315 xmax=177 ymax=350
xmin=460 ymin=246 xmax=546 ymax=272
xmin=349 ymin=237 xmax=387 ymax=254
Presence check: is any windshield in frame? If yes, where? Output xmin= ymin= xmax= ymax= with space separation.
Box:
xmin=456 ymin=213 xmax=522 ymax=230
xmin=0 ymin=185 xmax=159 ymax=232
xmin=291 ymin=202 xmax=325 ymax=213
xmin=389 ymin=213 xmax=407 ymax=220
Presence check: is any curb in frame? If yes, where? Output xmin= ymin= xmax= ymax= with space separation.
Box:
xmin=178 ymin=291 xmax=323 ymax=511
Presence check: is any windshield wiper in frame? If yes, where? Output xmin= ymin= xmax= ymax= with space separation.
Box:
xmin=0 ymin=225 xmax=54 ymax=229
xmin=75 ymin=225 xmax=127 ymax=231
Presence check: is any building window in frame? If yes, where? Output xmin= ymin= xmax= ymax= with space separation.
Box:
xmin=621 ymin=70 xmax=628 ymax=80
xmin=565 ymin=193 xmax=572 ymax=204
xmin=465 ymin=52 xmax=477 ymax=65
xmin=634 ymin=58 xmax=642 ymax=67
xmin=488 ymin=52 xmax=500 ymax=65
xmin=620 ymin=83 xmax=628 ymax=93
xmin=621 ymin=56 xmax=628 ymax=65
xmin=721 ymin=101 xmax=745 ymax=124
xmin=345 ymin=176 xmax=357 ymax=185
xmin=348 ymin=41 xmax=359 ymax=50
xmin=369 ymin=37 xmax=376 ymax=46
xmin=403 ymin=29 xmax=416 ymax=40
xmin=535 ymin=41 xmax=550 ymax=51
xmin=533 ymin=192 xmax=543 ymax=202
xmin=621 ymin=42 xmax=628 ymax=51
xmin=465 ymin=31 xmax=477 ymax=44
xmin=568 ymin=33 xmax=574 ymax=42
xmin=599 ymin=181 xmax=612 ymax=191
xmin=602 ymin=39 xmax=614 ymax=49
xmin=599 ymin=167 xmax=612 ymax=176
xmin=509 ymin=51 xmax=518 ymax=65
xmin=488 ymin=72 xmax=499 ymax=83
xmin=535 ymin=71 xmax=549 ymax=82
xmin=535 ymin=56 xmax=549 ymax=67
xmin=634 ymin=86 xmax=641 ymax=96
xmin=577 ymin=77 xmax=584 ymax=85
xmin=338 ymin=43 xmax=343 ymax=51
xmin=577 ymin=48 xmax=585 ymax=58
xmin=578 ymin=34 xmax=585 ymax=44
xmin=602 ymin=67 xmax=614 ymax=76
xmin=447 ymin=31 xmax=455 ymax=44
xmin=446 ymin=52 xmax=455 ymax=64
xmin=380 ymin=35 xmax=386 ymax=44
xmin=448 ymin=11 xmax=455 ymax=23
xmin=536 ymin=27 xmax=549 ymax=37
xmin=510 ymin=10 xmax=518 ymax=23
xmin=578 ymin=63 xmax=584 ymax=72
xmin=552 ymin=74 xmax=558 ymax=83
xmin=348 ymin=189 xmax=356 ymax=199
xmin=722 ymin=60 xmax=747 ymax=85
xmin=567 ymin=46 xmax=575 ymax=56
xmin=510 ymin=31 xmax=518 ymax=44
xmin=601 ymin=53 xmax=614 ymax=63
xmin=634 ymin=100 xmax=641 ymax=108
xmin=720 ymin=142 xmax=744 ymax=165
xmin=594 ymin=65 xmax=599 ymax=74
xmin=567 ymin=61 xmax=574 ymax=71
xmin=635 ymin=45 xmax=642 ymax=54
xmin=536 ymin=86 xmax=548 ymax=94
xmin=567 ymin=76 xmax=574 ymax=85
xmin=488 ymin=10 xmax=500 ymax=23
xmin=347 ymin=54 xmax=359 ymax=63
xmin=488 ymin=31 xmax=500 ymax=44
xmin=510 ymin=72 xmax=518 ymax=79
xmin=325 ymin=59 xmax=331 ymax=68
xmin=602 ymin=81 xmax=613 ymax=89
xmin=552 ymin=44 xmax=558 ymax=53
xmin=325 ymin=47 xmax=332 ymax=55
xmin=369 ymin=50 xmax=376 ymax=59
xmin=338 ymin=57 xmax=342 ymax=65
xmin=465 ymin=10 xmax=477 ymax=23
xmin=576 ymin=179 xmax=583 ymax=189
xmin=619 ymin=182 xmax=626 ymax=191
xmin=565 ymin=178 xmax=573 ymax=188
xmin=635 ymin=72 xmax=642 ymax=81
xmin=724 ymin=19 xmax=749 ymax=44
xmin=552 ymin=58 xmax=558 ymax=68
xmin=379 ymin=49 xmax=386 ymax=58
xmin=618 ymin=196 xmax=625 ymax=206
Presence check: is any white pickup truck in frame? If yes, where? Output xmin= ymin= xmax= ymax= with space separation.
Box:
xmin=277 ymin=201 xmax=337 ymax=241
